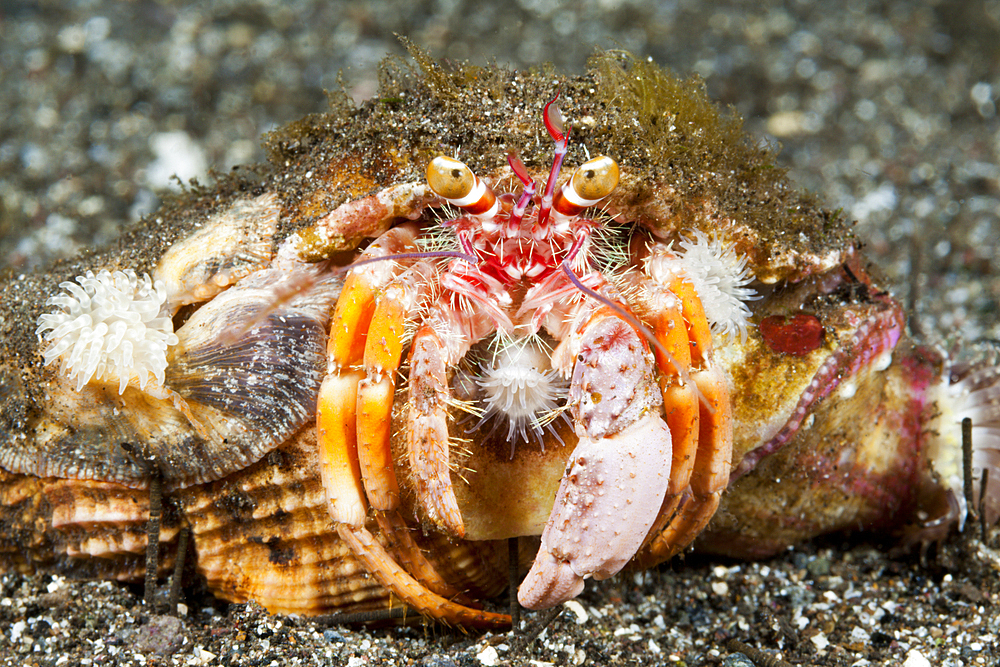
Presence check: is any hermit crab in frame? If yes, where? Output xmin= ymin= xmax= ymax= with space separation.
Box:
xmin=1 ymin=49 xmax=998 ymax=630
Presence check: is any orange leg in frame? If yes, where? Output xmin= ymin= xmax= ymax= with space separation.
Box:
xmin=374 ymin=510 xmax=478 ymax=607
xmin=628 ymin=279 xmax=700 ymax=550
xmin=317 ymin=228 xmax=500 ymax=627
xmin=634 ymin=266 xmax=734 ymax=568
xmin=327 ymin=271 xmax=377 ymax=368
xmin=337 ymin=522 xmax=510 ymax=629
xmin=356 ymin=261 xmax=435 ymax=510
xmin=317 ymin=370 xmax=367 ymax=527
xmin=641 ymin=380 xmax=699 ymax=550
xmin=316 ymin=225 xmax=418 ymax=525
xmin=667 ymin=272 xmax=713 ymax=366
xmin=635 ymin=365 xmax=732 ymax=567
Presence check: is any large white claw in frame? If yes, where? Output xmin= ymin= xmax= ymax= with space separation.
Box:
xmin=518 ymin=412 xmax=672 ymax=609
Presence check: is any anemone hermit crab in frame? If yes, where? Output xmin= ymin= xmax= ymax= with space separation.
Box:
xmin=1 ymin=49 xmax=999 ymax=630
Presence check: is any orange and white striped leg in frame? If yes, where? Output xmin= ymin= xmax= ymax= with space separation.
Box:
xmin=316 ymin=225 xmax=418 ymax=526
xmin=636 ymin=365 xmax=732 ymax=566
xmin=317 ymin=370 xmax=367 ymax=526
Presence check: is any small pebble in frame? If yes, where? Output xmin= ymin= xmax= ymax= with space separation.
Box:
xmin=563 ymin=599 xmax=588 ymax=623
xmin=132 ymin=616 xmax=186 ymax=656
xmin=807 ymin=557 xmax=831 ymax=577
xmin=476 ymin=645 xmax=499 ymax=666
xmin=903 ymin=649 xmax=931 ymax=667
xmin=721 ymin=653 xmax=755 ymax=667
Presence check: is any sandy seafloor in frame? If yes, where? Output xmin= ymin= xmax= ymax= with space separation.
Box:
xmin=1 ymin=0 xmax=1000 ymax=665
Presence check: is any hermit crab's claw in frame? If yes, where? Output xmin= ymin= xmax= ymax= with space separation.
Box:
xmin=519 ymin=311 xmax=673 ymax=609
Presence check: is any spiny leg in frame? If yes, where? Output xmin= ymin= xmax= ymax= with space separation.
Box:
xmin=337 ymin=522 xmax=511 ymax=629
xmin=317 ymin=227 xmax=503 ymax=626
xmin=407 ymin=324 xmax=467 ymax=537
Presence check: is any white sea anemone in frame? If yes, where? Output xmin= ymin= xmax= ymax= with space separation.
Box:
xmin=473 ymin=338 xmax=566 ymax=453
xmin=36 ymin=269 xmax=179 ymax=394
xmin=646 ymin=230 xmax=758 ymax=343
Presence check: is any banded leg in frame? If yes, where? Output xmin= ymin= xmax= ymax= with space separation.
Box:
xmin=317 ymin=370 xmax=367 ymax=526
xmin=317 ymin=225 xmax=418 ymax=526
xmin=316 ymin=226 xmax=502 ymax=626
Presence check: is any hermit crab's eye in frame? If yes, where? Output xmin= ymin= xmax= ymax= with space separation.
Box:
xmin=570 ymin=156 xmax=619 ymax=202
xmin=427 ymin=155 xmax=499 ymax=218
xmin=427 ymin=156 xmax=475 ymax=200
xmin=552 ymin=155 xmax=620 ymax=219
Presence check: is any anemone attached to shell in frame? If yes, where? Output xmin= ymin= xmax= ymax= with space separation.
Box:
xmin=646 ymin=230 xmax=758 ymax=344
xmin=35 ymin=269 xmax=178 ymax=395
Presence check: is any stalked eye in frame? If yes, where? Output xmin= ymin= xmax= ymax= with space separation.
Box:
xmin=571 ymin=156 xmax=619 ymax=201
xmin=427 ymin=156 xmax=475 ymax=200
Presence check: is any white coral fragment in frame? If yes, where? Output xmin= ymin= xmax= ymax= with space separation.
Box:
xmin=647 ymin=230 xmax=758 ymax=343
xmin=36 ymin=269 xmax=179 ymax=394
